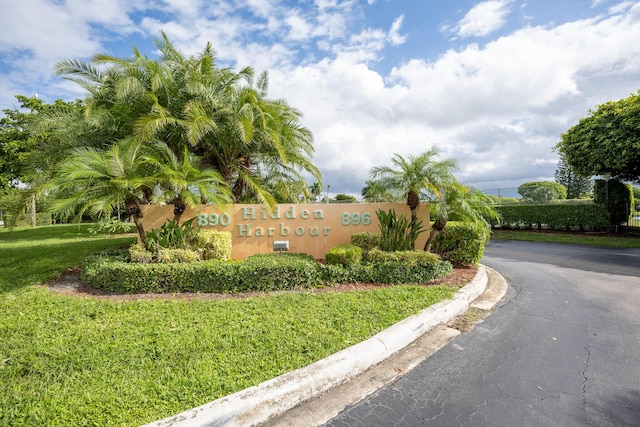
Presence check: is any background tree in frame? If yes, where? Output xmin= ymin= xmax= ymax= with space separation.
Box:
xmin=517 ymin=181 xmax=567 ymax=203
xmin=361 ymin=179 xmax=399 ymax=202
xmin=555 ymin=155 xmax=592 ymax=199
xmin=334 ymin=193 xmax=357 ymax=203
xmin=309 ymin=182 xmax=322 ymax=202
xmin=556 ymin=90 xmax=640 ymax=183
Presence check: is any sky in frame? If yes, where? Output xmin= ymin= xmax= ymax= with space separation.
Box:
xmin=1 ymin=0 xmax=639 ymax=199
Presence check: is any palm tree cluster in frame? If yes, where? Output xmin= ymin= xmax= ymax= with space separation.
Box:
xmin=367 ymin=148 xmax=499 ymax=252
xmin=32 ymin=33 xmax=321 ymax=241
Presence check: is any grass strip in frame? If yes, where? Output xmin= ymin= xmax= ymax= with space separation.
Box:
xmin=0 ymin=224 xmax=456 ymax=426
xmin=490 ymin=229 xmax=640 ymax=248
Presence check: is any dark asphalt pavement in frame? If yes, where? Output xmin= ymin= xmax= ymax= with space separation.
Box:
xmin=323 ymin=240 xmax=640 ymax=427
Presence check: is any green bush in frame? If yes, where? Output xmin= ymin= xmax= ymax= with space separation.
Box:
xmin=364 ymin=248 xmax=441 ymax=265
xmin=432 ymin=223 xmax=488 ymax=267
xmin=81 ymin=252 xmax=324 ymax=294
xmin=350 ymin=232 xmax=382 ymax=252
xmin=196 ymin=229 xmax=232 ymax=261
xmin=81 ymin=250 xmax=453 ymax=294
xmin=156 ymin=248 xmax=201 ymax=263
xmin=129 ymin=243 xmax=154 ymax=263
xmin=326 ymin=244 xmax=363 ymax=266
xmin=322 ymin=259 xmax=452 ymax=286
xmin=493 ymin=204 xmax=609 ymax=230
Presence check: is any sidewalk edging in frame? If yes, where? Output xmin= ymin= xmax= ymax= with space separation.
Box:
xmin=145 ymin=265 xmax=489 ymax=427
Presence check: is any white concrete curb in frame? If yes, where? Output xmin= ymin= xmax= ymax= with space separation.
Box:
xmin=144 ymin=265 xmax=488 ymax=427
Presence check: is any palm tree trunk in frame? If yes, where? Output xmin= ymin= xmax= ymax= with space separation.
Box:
xmin=423 ymin=220 xmax=446 ymax=252
xmin=133 ymin=214 xmax=146 ymax=246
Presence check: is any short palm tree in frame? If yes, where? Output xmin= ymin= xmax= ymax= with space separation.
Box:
xmin=143 ymin=142 xmax=234 ymax=222
xmin=47 ymin=137 xmax=155 ymax=244
xmin=369 ymin=149 xmax=457 ymax=249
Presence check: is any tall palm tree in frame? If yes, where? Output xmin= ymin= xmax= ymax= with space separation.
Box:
xmin=46 ymin=137 xmax=155 ymax=244
xmin=370 ymin=148 xmax=457 ymax=232
xmin=423 ymin=180 xmax=500 ymax=252
xmin=310 ymin=182 xmax=322 ymax=202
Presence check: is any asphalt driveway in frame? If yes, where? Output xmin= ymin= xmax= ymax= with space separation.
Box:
xmin=323 ymin=240 xmax=640 ymax=426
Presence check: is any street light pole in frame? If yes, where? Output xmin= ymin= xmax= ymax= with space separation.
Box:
xmin=603 ymin=172 xmax=611 ymax=208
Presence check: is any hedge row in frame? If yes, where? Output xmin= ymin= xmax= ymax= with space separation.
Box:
xmin=493 ymin=204 xmax=609 ymax=230
xmin=80 ymin=251 xmax=452 ymax=294
xmin=3 ymin=212 xmax=52 ymax=228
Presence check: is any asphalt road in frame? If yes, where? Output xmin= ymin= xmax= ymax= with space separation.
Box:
xmin=323 ymin=241 xmax=640 ymax=427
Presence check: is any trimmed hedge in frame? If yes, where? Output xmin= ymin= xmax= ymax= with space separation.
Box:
xmin=80 ymin=251 xmax=453 ymax=294
xmin=432 ymin=223 xmax=488 ymax=266
xmin=493 ymin=204 xmax=609 ymax=230
xmin=4 ymin=212 xmax=52 ymax=228
xmin=326 ymin=244 xmax=363 ymax=266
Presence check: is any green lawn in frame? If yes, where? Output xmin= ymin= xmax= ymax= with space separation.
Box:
xmin=490 ymin=228 xmax=640 ymax=248
xmin=0 ymin=224 xmax=456 ymax=426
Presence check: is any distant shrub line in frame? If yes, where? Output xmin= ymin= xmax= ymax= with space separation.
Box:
xmin=493 ymin=204 xmax=609 ymax=230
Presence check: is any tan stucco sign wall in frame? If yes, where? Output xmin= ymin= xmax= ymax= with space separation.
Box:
xmin=139 ymin=203 xmax=430 ymax=260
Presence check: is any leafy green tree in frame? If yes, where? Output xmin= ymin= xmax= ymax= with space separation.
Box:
xmin=369 ymin=149 xmax=457 ymax=224
xmin=555 ymin=155 xmax=592 ymax=199
xmin=556 ymin=90 xmax=640 ymax=183
xmin=424 ymin=181 xmax=500 ymax=252
xmin=517 ymin=181 xmax=567 ymax=203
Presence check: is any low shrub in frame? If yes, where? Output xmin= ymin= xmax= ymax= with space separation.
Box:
xmin=81 ymin=250 xmax=453 ymax=294
xmin=432 ymin=223 xmax=488 ymax=266
xmin=5 ymin=212 xmax=52 ymax=228
xmin=326 ymin=244 xmax=363 ymax=266
xmin=81 ymin=252 xmax=324 ymax=294
xmin=156 ymin=248 xmax=201 ymax=263
xmin=364 ymin=248 xmax=441 ymax=265
xmin=196 ymin=229 xmax=232 ymax=261
xmin=129 ymin=243 xmax=154 ymax=263
xmin=350 ymin=232 xmax=381 ymax=252
xmin=87 ymin=218 xmax=134 ymax=234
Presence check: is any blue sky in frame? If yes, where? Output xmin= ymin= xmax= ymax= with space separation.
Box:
xmin=1 ymin=0 xmax=639 ymax=198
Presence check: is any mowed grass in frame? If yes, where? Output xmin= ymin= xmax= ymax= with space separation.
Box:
xmin=0 ymin=225 xmax=456 ymax=426
xmin=491 ymin=228 xmax=640 ymax=248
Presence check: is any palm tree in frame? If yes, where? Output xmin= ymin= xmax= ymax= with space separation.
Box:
xmin=46 ymin=137 xmax=155 ymax=244
xmin=143 ymin=142 xmax=234 ymax=222
xmin=370 ymin=149 xmax=457 ymax=248
xmin=310 ymin=182 xmax=322 ymax=202
xmin=361 ymin=179 xmax=399 ymax=202
xmin=423 ymin=181 xmax=500 ymax=252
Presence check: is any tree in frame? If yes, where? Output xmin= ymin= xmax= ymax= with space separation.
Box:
xmin=517 ymin=181 xmax=567 ymax=203
xmin=423 ymin=181 xmax=500 ymax=252
xmin=142 ymin=142 xmax=233 ymax=222
xmin=556 ymin=90 xmax=640 ymax=183
xmin=555 ymin=155 xmax=592 ymax=199
xmin=55 ymin=32 xmax=321 ymax=208
xmin=370 ymin=149 xmax=457 ymax=222
xmin=334 ymin=193 xmax=357 ymax=203
xmin=46 ymin=138 xmax=157 ymax=244
xmin=310 ymin=182 xmax=322 ymax=202
xmin=361 ymin=180 xmax=399 ymax=202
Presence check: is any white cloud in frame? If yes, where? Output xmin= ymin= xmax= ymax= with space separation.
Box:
xmin=455 ymin=0 xmax=513 ymax=38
